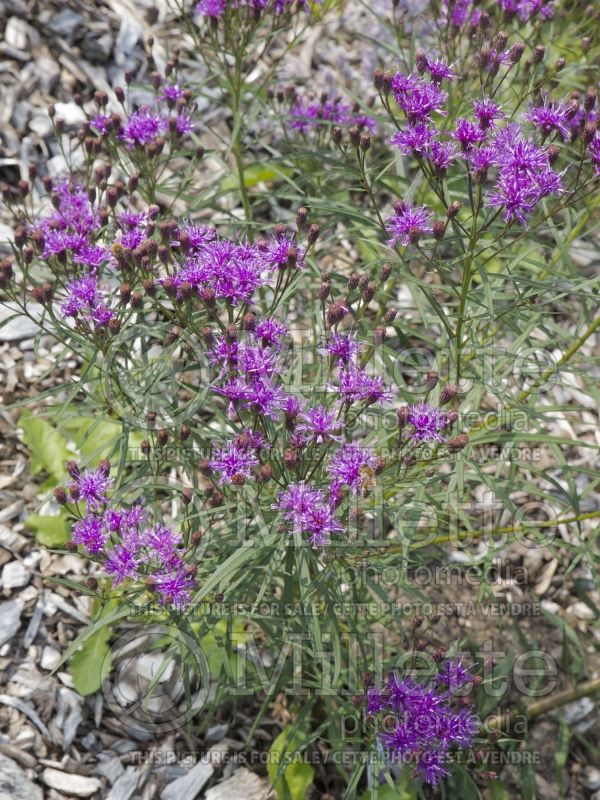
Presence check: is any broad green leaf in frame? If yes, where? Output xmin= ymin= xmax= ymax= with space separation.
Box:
xmin=268 ymin=725 xmax=315 ymax=800
xmin=25 ymin=513 xmax=70 ymax=547
xmin=221 ymin=162 xmax=293 ymax=191
xmin=20 ymin=409 xmax=74 ymax=485
xmin=70 ymin=624 xmax=112 ymax=696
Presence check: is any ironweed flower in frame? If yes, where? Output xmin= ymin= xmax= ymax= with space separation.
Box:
xmin=526 ymin=99 xmax=570 ymax=140
xmin=407 ymin=403 xmax=448 ymax=443
xmin=209 ymin=441 xmax=260 ymax=484
xmin=328 ymin=441 xmax=378 ymax=494
xmin=386 ymin=202 xmax=433 ymax=247
xmin=366 ymin=663 xmax=479 ymax=787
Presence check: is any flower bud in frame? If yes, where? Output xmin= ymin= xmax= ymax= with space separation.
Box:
xmin=146 ymin=412 xmax=156 ymax=429
xmin=348 ymin=126 xmax=360 ymax=147
xmin=533 ymin=45 xmax=545 ymax=65
xmin=360 ymin=135 xmax=371 ymax=152
xmin=425 ymin=371 xmax=438 ymax=390
xmin=318 ymin=281 xmax=331 ymax=301
xmin=447 ymin=200 xmax=461 ymax=218
xmin=307 ymin=224 xmax=320 ymax=244
xmin=332 ymin=126 xmax=342 ymax=144
xmin=362 ymin=281 xmax=376 ymax=303
xmin=296 ymin=206 xmax=309 ymax=229
xmin=432 ymin=220 xmax=446 ymax=240
xmin=157 ymin=429 xmax=168 ymax=447
xmin=585 ymin=88 xmax=597 ymax=113
xmin=439 ymin=383 xmax=457 ymax=405
xmin=379 ymin=264 xmax=392 ymax=282
xmin=493 ymin=31 xmax=508 ymax=50
xmin=555 ymin=57 xmax=566 ymax=71
xmin=397 ymin=406 xmax=409 ymax=427
xmin=166 ymin=326 xmax=181 ymax=345
xmin=384 ymin=307 xmax=397 ymax=324
xmin=582 ymin=120 xmax=597 ymax=145
xmin=448 ymin=433 xmax=468 ymax=453
xmin=179 ymin=425 xmax=191 ymax=441
xmin=284 ymin=448 xmax=299 ymax=468
xmin=327 ymin=302 xmax=346 ymax=325
xmin=373 ymin=326 xmax=386 ymax=345
xmin=415 ymin=49 xmax=428 ymax=75
xmin=54 ymin=487 xmax=67 ymax=505
xmin=547 ymin=144 xmax=560 ymax=165
xmin=141 ymin=440 xmax=151 ymax=455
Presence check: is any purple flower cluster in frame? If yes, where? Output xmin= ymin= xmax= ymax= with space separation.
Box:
xmin=274 ymin=482 xmax=342 ymax=546
xmin=441 ymin=0 xmax=553 ymax=25
xmin=91 ymin=87 xmax=195 ymax=149
xmin=367 ymin=664 xmax=479 ymax=787
xmin=487 ymin=124 xmax=563 ymax=224
xmin=168 ymin=228 xmax=303 ymax=306
xmin=210 ymin=325 xmax=290 ymax=420
xmin=407 ymin=403 xmax=448 ymax=443
xmin=328 ymin=441 xmax=377 ymax=494
xmin=195 ymin=0 xmax=313 ymax=18
xmin=388 ymin=55 xmax=564 ymax=226
xmin=289 ymin=92 xmax=376 ymax=134
xmin=386 ymin=202 xmax=433 ymax=247
xmin=66 ymin=465 xmax=194 ymax=608
xmin=30 ymin=181 xmax=115 ymax=327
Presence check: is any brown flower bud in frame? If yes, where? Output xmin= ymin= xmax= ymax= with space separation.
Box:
xmin=384 ymin=307 xmax=397 ymax=324
xmin=439 ymin=383 xmax=457 ymax=405
xmin=448 ymin=433 xmax=468 ymax=453
xmin=54 ymin=487 xmax=68 ymax=505
xmin=179 ymin=425 xmax=191 ymax=442
xmin=555 ymin=57 xmax=566 ymax=71
xmin=141 ymin=440 xmax=151 ymax=455
xmin=380 ymin=263 xmax=392 ymax=282
xmin=157 ymin=429 xmax=168 ymax=447
xmin=327 ymin=302 xmax=347 ymax=325
xmin=447 ymin=200 xmax=461 ymax=218
xmin=397 ymin=405 xmax=410 ymax=427
xmin=425 ymin=371 xmax=438 ymax=390
xmin=547 ymin=144 xmax=560 ymax=165
xmin=360 ymin=134 xmax=371 ymax=152
xmin=362 ymin=281 xmax=376 ymax=304
xmin=432 ymin=220 xmax=446 ymax=240
xmin=373 ymin=326 xmax=386 ymax=345
xmin=209 ymin=491 xmax=224 ymax=508
xmin=260 ymin=464 xmax=273 ymax=482
xmin=415 ymin=49 xmax=428 ymax=75
xmin=533 ymin=45 xmax=545 ymax=65
xmin=191 ymin=530 xmax=202 ymax=546
xmin=166 ymin=326 xmax=181 ymax=345
xmin=307 ymin=224 xmax=320 ymax=244
xmin=182 ymin=488 xmax=193 ymax=505
xmin=348 ymin=126 xmax=360 ymax=147
xmin=585 ymin=87 xmax=597 ymax=113
xmin=318 ymin=281 xmax=331 ymax=301
xmin=284 ymin=448 xmax=299 ymax=468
